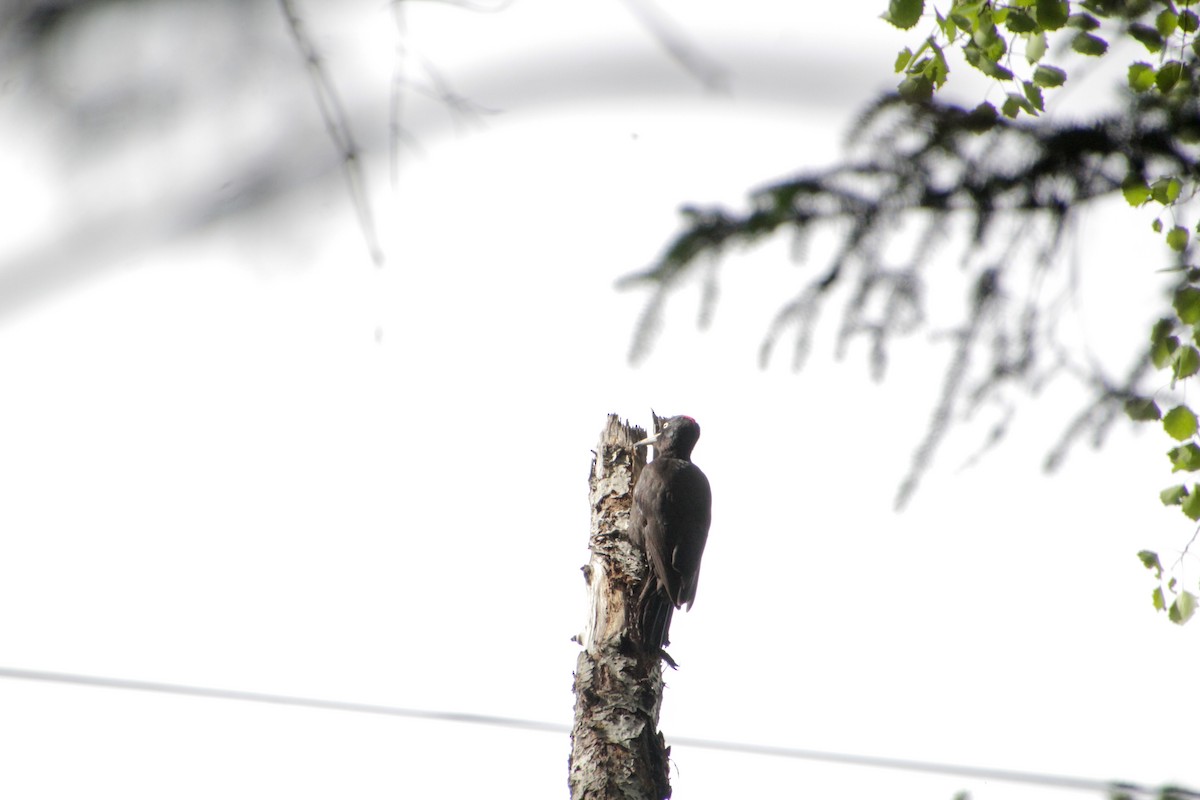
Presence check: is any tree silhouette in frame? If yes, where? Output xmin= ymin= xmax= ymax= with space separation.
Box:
xmin=623 ymin=0 xmax=1200 ymax=618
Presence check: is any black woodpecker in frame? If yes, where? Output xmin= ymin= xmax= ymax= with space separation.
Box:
xmin=628 ymin=415 xmax=712 ymax=659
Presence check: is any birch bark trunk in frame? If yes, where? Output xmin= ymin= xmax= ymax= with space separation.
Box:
xmin=568 ymin=414 xmax=672 ymax=800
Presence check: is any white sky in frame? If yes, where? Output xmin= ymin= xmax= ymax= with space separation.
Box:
xmin=0 ymin=2 xmax=1197 ymax=799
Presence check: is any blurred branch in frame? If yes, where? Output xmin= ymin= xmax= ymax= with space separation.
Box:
xmin=624 ymin=88 xmax=1200 ymax=503
xmin=0 ymin=135 xmax=344 ymax=324
xmin=617 ymin=0 xmax=728 ymax=92
xmin=278 ymin=0 xmax=385 ymax=266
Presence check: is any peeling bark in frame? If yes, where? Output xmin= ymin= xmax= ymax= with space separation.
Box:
xmin=569 ymin=415 xmax=671 ymax=800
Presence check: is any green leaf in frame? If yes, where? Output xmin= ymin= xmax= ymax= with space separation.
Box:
xmin=1125 ymin=397 xmax=1162 ymax=421
xmin=898 ymin=74 xmax=934 ymax=102
xmin=1169 ymin=591 xmax=1197 ymax=624
xmin=1137 ymin=551 xmax=1166 ymax=575
xmin=1022 ymin=81 xmax=1044 ymax=112
xmin=1033 ymin=64 xmax=1066 ymax=87
xmin=1002 ymin=92 xmax=1036 ymax=117
xmin=1168 ymin=225 xmax=1190 ymax=252
xmin=974 ymin=18 xmax=1003 ymax=49
xmin=1153 ymin=585 xmax=1166 ymax=612
xmin=1024 ymin=31 xmax=1047 ymax=63
xmin=1071 ymin=32 xmax=1108 ymax=56
xmin=983 ymin=36 xmax=1007 ymax=63
xmin=1037 ymin=0 xmax=1069 ymax=29
xmin=1164 ymin=405 xmax=1198 ymax=440
xmin=1157 ymin=9 xmax=1180 ymax=36
xmin=1173 ymin=286 xmax=1200 ymax=324
xmin=1160 ymin=484 xmax=1189 ymax=505
xmin=963 ymin=41 xmax=984 ymax=69
xmin=894 ymin=47 xmax=913 ymax=73
xmin=1157 ymin=61 xmax=1185 ymax=93
xmin=1122 ymin=175 xmax=1151 ymax=205
xmin=883 ymin=0 xmax=925 ymax=29
xmin=950 ymin=1 xmax=984 ymax=25
xmin=1182 ymin=490 xmax=1200 ymax=520
xmin=1128 ymin=23 xmax=1164 ymax=52
xmin=1152 ymin=177 xmax=1183 ymax=204
xmin=1128 ymin=62 xmax=1157 ymax=92
xmin=1153 ymin=335 xmax=1180 ymax=369
xmin=1152 ymin=317 xmax=1176 ymax=346
xmin=977 ymin=57 xmax=1015 ymax=81
xmin=1138 ymin=549 xmax=1164 ymax=577
xmin=1067 ymin=13 xmax=1100 ymax=29
xmin=1005 ymin=10 xmax=1038 ymax=32
xmin=1176 ymin=345 xmax=1200 ymax=379
xmin=924 ymin=41 xmax=950 ymax=86
xmin=1152 ymin=333 xmax=1180 ymax=369
xmin=936 ymin=8 xmax=957 ymax=38
xmin=1182 ymin=10 xmax=1199 ymax=33
xmin=1167 ymin=442 xmax=1200 ymax=471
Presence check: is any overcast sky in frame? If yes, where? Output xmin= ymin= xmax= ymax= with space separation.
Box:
xmin=0 ymin=2 xmax=1197 ymax=799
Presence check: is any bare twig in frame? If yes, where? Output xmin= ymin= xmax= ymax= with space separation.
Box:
xmin=617 ymin=0 xmax=728 ymax=92
xmin=278 ymin=0 xmax=385 ymax=266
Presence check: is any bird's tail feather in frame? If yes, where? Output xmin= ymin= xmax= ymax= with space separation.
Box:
xmin=639 ymin=588 xmax=675 ymax=654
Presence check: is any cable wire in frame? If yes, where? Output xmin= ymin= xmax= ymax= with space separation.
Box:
xmin=1 ymin=665 xmax=1194 ymax=799
xmin=0 ymin=666 xmax=564 ymax=734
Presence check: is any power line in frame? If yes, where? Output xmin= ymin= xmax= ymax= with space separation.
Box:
xmin=0 ymin=666 xmax=564 ymax=735
xmin=665 ymin=735 xmax=1164 ymax=796
xmin=1 ymin=665 xmax=1193 ymax=799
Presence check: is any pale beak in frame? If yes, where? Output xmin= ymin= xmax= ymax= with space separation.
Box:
xmin=634 ymin=431 xmax=660 ymax=447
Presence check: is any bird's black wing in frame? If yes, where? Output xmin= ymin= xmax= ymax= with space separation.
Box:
xmin=632 ymin=458 xmax=711 ymax=609
xmin=668 ymin=463 xmax=711 ymax=610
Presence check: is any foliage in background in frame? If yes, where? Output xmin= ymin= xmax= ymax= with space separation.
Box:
xmin=884 ymin=0 xmax=1200 ymax=624
xmin=1110 ymin=783 xmax=1200 ymax=800
xmin=627 ymin=0 xmax=1200 ymax=622
xmin=893 ymin=0 xmax=1200 ymax=623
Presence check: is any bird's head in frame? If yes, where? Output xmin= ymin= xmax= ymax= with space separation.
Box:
xmin=635 ymin=415 xmax=701 ymax=460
